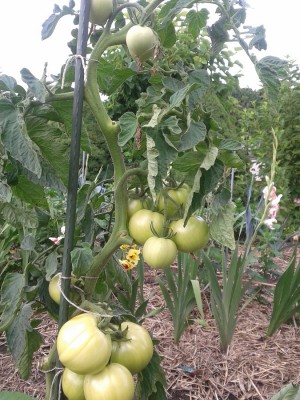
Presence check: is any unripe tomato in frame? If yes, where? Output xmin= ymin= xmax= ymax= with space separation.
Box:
xmin=157 ymin=184 xmax=191 ymax=218
xmin=48 ymin=273 xmax=76 ymax=304
xmin=126 ymin=25 xmax=157 ymax=61
xmin=111 ymin=321 xmax=153 ymax=374
xmin=84 ymin=363 xmax=134 ymax=400
xmin=61 ymin=368 xmax=85 ymax=400
xmin=57 ymin=313 xmax=112 ymax=375
xmin=128 ymin=209 xmax=164 ymax=245
xmin=89 ymin=0 xmax=113 ymax=26
xmin=142 ymin=236 xmax=177 ymax=269
xmin=128 ymin=197 xmax=150 ymax=219
xmin=170 ymin=216 xmax=209 ymax=253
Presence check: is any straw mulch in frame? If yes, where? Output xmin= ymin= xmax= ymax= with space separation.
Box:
xmin=1 ymin=251 xmax=300 ymax=400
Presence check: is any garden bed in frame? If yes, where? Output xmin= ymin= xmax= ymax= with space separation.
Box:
xmin=1 ymin=249 xmax=300 ymax=400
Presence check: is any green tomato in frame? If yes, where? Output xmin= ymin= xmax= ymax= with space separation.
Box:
xmin=170 ymin=216 xmax=209 ymax=253
xmin=128 ymin=209 xmax=164 ymax=245
xmin=142 ymin=236 xmax=177 ymax=269
xmin=157 ymin=184 xmax=191 ymax=218
xmin=111 ymin=321 xmax=153 ymax=374
xmin=57 ymin=313 xmax=112 ymax=375
xmin=126 ymin=25 xmax=157 ymax=61
xmin=48 ymin=273 xmax=76 ymax=304
xmin=127 ymin=197 xmax=150 ymax=219
xmin=62 ymin=368 xmax=85 ymax=400
xmin=84 ymin=363 xmax=134 ymax=400
xmin=89 ymin=0 xmax=113 ymax=26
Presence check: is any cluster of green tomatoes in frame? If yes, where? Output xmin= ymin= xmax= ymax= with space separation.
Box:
xmin=128 ymin=184 xmax=210 ymax=269
xmin=55 ymin=313 xmax=153 ymax=400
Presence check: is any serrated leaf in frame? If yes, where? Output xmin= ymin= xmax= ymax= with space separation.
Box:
xmin=210 ymin=201 xmax=236 ymax=249
xmin=172 ymin=151 xmax=204 ymax=173
xmin=218 ymin=151 xmax=243 ymax=168
xmin=0 ymin=74 xmax=17 ymax=91
xmin=118 ymin=112 xmax=139 ymax=146
xmin=71 ymin=246 xmax=93 ymax=277
xmin=12 ymin=175 xmax=48 ymax=209
xmin=20 ymin=69 xmax=48 ymax=103
xmin=6 ymin=304 xmax=42 ymax=379
xmin=157 ymin=21 xmax=177 ymax=48
xmin=97 ymin=59 xmax=136 ymax=95
xmin=211 ymin=189 xmax=231 ymax=215
xmin=169 ymin=83 xmax=200 ymax=110
xmin=1 ymin=199 xmax=39 ymax=229
xmin=270 ymin=383 xmax=300 ymax=400
xmin=186 ymin=9 xmax=209 ymax=38
xmin=0 ymin=99 xmax=42 ymax=177
xmin=160 ymin=0 xmax=197 ymax=23
xmin=219 ymin=139 xmax=244 ymax=151
xmin=41 ymin=5 xmax=74 ymax=40
xmin=0 ymin=273 xmax=25 ymax=331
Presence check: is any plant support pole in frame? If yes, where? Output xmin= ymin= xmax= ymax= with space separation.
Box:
xmin=52 ymin=0 xmax=90 ymax=399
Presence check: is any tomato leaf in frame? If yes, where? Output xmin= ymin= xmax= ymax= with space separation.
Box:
xmin=0 ymin=99 xmax=42 ymax=178
xmin=186 ymin=9 xmax=209 ymax=38
xmin=71 ymin=245 xmax=93 ymax=277
xmin=136 ymin=350 xmax=167 ymax=400
xmin=118 ymin=112 xmax=139 ymax=146
xmin=0 ymin=273 xmax=25 ymax=331
xmin=20 ymin=69 xmax=48 ymax=103
xmin=1 ymin=198 xmax=39 ymax=229
xmin=209 ymin=201 xmax=236 ymax=250
xmin=157 ymin=21 xmax=176 ymax=48
xmin=6 ymin=304 xmax=43 ymax=380
xmin=179 ymin=120 xmax=207 ymax=152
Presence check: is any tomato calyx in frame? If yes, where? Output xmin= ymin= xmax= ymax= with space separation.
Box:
xmin=107 ymin=323 xmax=132 ymax=343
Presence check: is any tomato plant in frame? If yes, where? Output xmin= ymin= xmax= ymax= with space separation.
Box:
xmin=111 ymin=321 xmax=153 ymax=374
xmin=89 ymin=0 xmax=113 ymax=26
xmin=61 ymin=368 xmax=85 ymax=400
xmin=84 ymin=363 xmax=135 ymax=400
xmin=157 ymin=184 xmax=191 ymax=218
xmin=128 ymin=209 xmax=164 ymax=245
xmin=57 ymin=313 xmax=112 ymax=375
xmin=126 ymin=25 xmax=157 ymax=62
xmin=142 ymin=236 xmax=178 ymax=269
xmin=170 ymin=216 xmax=209 ymax=253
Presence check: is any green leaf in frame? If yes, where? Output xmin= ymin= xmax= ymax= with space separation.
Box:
xmin=6 ymin=304 xmax=42 ymax=379
xmin=219 ymin=139 xmax=244 ymax=151
xmin=211 ymin=189 xmax=231 ymax=215
xmin=169 ymin=83 xmax=200 ymax=110
xmin=270 ymin=383 xmax=300 ymax=400
xmin=45 ymin=251 xmax=59 ymax=280
xmin=218 ymin=151 xmax=243 ymax=168
xmin=0 ymin=75 xmax=17 ymax=91
xmin=0 ymin=198 xmax=39 ymax=229
xmin=179 ymin=120 xmax=207 ymax=152
xmin=201 ymin=146 xmax=218 ymax=170
xmin=97 ymin=58 xmax=136 ymax=95
xmin=160 ymin=0 xmax=197 ymax=23
xmin=0 ymin=182 xmax=12 ymax=203
xmin=186 ymin=9 xmax=209 ymax=38
xmin=71 ymin=245 xmax=93 ymax=277
xmin=0 ymin=99 xmax=42 ymax=177
xmin=41 ymin=3 xmax=75 ymax=40
xmin=20 ymin=69 xmax=47 ymax=103
xmin=135 ymin=350 xmax=167 ymax=400
xmin=255 ymin=56 xmax=288 ymax=107
xmin=0 ymin=273 xmax=25 ymax=331
xmin=157 ymin=21 xmax=177 ymax=48
xmin=0 ymin=392 xmax=36 ymax=400
xmin=210 ymin=201 xmax=236 ymax=249
xmin=12 ymin=175 xmax=49 ymax=209
xmin=118 ymin=112 xmax=139 ymax=146
xmin=20 ymin=235 xmax=36 ymax=251
xmin=172 ymin=151 xmax=204 ymax=173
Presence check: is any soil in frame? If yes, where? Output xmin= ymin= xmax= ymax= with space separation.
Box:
xmin=1 ymin=247 xmax=300 ymax=400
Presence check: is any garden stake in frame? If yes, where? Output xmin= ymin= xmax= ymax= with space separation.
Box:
xmin=52 ymin=1 xmax=90 ymax=399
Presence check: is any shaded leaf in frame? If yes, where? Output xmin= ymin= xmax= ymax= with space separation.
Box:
xmin=118 ymin=112 xmax=139 ymax=146
xmin=210 ymin=201 xmax=236 ymax=249
xmin=0 ymin=392 xmax=36 ymax=400
xmin=0 ymin=273 xmax=25 ymax=331
xmin=6 ymin=304 xmax=42 ymax=379
xmin=186 ymin=9 xmax=209 ymax=38
xmin=71 ymin=245 xmax=93 ymax=277
xmin=157 ymin=21 xmax=177 ymax=48
xmin=20 ymin=69 xmax=47 ymax=103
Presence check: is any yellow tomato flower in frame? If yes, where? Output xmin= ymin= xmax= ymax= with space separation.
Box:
xmin=126 ymin=248 xmax=141 ymax=264
xmin=119 ymin=259 xmax=135 ymax=270
xmin=120 ymin=244 xmax=130 ymax=250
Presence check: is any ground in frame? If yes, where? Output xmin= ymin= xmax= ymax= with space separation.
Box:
xmin=1 ymin=248 xmax=300 ymax=400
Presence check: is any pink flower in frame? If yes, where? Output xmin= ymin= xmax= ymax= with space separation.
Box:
xmin=250 ymin=162 xmax=261 ymax=176
xmin=49 ymin=236 xmax=64 ymax=244
xmin=264 ymin=218 xmax=277 ymax=230
xmin=294 ymin=198 xmax=300 ymax=204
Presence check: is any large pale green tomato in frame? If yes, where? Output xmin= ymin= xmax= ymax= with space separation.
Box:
xmin=57 ymin=313 xmax=112 ymax=375
xmin=142 ymin=237 xmax=177 ymax=269
xmin=170 ymin=216 xmax=209 ymax=253
xmin=61 ymin=368 xmax=85 ymax=400
xmin=110 ymin=321 xmax=153 ymax=374
xmin=84 ymin=363 xmax=134 ymax=400
xmin=89 ymin=0 xmax=113 ymax=26
xmin=157 ymin=184 xmax=191 ymax=218
xmin=128 ymin=209 xmax=164 ymax=245
xmin=126 ymin=25 xmax=157 ymax=62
